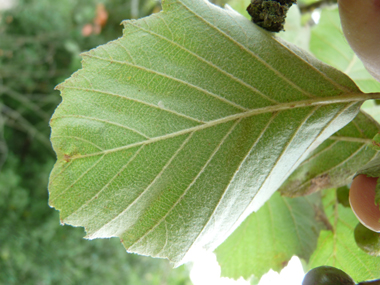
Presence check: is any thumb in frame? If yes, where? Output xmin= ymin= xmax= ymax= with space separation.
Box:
xmin=338 ymin=0 xmax=380 ymax=82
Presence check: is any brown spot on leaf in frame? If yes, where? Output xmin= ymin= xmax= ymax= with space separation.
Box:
xmin=374 ymin=0 xmax=380 ymax=11
xmin=279 ymin=180 xmax=302 ymax=197
xmin=307 ymin=174 xmax=331 ymax=195
xmin=372 ymin=140 xmax=380 ymax=147
xmin=63 ymin=154 xmax=71 ymax=162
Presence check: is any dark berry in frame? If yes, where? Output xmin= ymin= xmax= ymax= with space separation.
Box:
xmin=302 ymin=266 xmax=355 ymax=285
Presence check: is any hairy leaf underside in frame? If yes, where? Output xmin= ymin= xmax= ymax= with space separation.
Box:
xmin=280 ymin=111 xmax=380 ymax=197
xmin=49 ymin=0 xmax=378 ymax=264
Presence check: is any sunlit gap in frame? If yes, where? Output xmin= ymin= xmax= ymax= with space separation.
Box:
xmin=311 ymin=10 xmax=321 ymax=24
xmin=189 ymin=250 xmax=304 ymax=285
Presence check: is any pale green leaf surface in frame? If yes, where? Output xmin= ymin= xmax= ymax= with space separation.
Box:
xmin=49 ymin=0 xmax=377 ymax=264
xmin=298 ymin=0 xmax=319 ymax=5
xmin=308 ymin=190 xmax=380 ymax=281
xmin=310 ymin=8 xmax=380 ymax=93
xmin=361 ymin=100 xmax=380 ymax=123
xmin=280 ymin=111 xmax=380 ymax=197
xmin=215 ymin=192 xmax=326 ymax=280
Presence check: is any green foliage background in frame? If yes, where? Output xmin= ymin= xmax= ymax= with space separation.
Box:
xmin=0 ymin=0 xmax=192 ymax=284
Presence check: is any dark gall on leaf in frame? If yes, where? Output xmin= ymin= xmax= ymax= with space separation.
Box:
xmin=247 ymin=0 xmax=296 ymax=32
xmin=302 ymin=266 xmax=355 ymax=285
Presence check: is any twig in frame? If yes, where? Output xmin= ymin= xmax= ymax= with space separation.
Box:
xmin=0 ymin=86 xmax=51 ymax=120
xmin=298 ymin=0 xmax=338 ymax=13
xmin=1 ymin=105 xmax=53 ymax=152
xmin=0 ymin=108 xmax=8 ymax=171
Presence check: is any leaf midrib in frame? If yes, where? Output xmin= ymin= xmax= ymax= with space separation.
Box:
xmin=54 ymin=101 xmax=361 ymax=239
xmin=57 ymin=92 xmax=380 ymax=161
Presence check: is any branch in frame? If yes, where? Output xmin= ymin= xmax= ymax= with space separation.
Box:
xmin=298 ymin=0 xmax=338 ymax=14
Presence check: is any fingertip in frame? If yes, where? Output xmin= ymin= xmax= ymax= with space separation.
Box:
xmin=338 ymin=0 xmax=380 ymax=81
xmin=349 ymin=175 xmax=380 ymax=233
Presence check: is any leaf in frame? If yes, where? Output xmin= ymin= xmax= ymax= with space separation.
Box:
xmin=280 ymin=111 xmax=380 ymax=197
xmin=49 ymin=0 xmax=379 ymax=265
xmin=277 ymin=5 xmax=311 ymax=52
xmin=309 ymin=8 xmax=380 ymax=93
xmin=215 ymin=192 xmax=327 ymax=280
xmin=298 ymin=0 xmax=319 ymax=5
xmin=226 ymin=0 xmax=250 ymax=19
xmin=308 ymin=190 xmax=380 ymax=282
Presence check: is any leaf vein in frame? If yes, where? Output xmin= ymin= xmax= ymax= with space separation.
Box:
xmin=281 ymin=102 xmax=359 ymax=182
xmin=295 ymin=143 xmax=368 ymax=191
xmin=81 ymin=54 xmax=248 ymax=111
xmin=298 ymin=140 xmax=340 ymax=167
xmin=61 ymin=86 xmax=205 ymax=124
xmin=51 ymin=135 xmax=105 ymax=150
xmin=250 ymin=106 xmax=321 ymax=204
xmin=50 ymin=154 xmax=106 ymax=205
xmin=282 ymin=197 xmax=303 ymax=253
xmin=113 ymin=41 xmax=136 ymax=65
xmin=70 ymin=146 xmax=145 ymax=222
xmin=128 ymin=119 xmax=240 ymax=249
xmin=179 ymin=118 xmax=245 ymax=255
xmin=90 ymin=132 xmax=194 ymax=237
xmin=328 ymin=136 xmax=371 ymax=144
xmin=66 ymin=94 xmax=377 ymax=161
xmin=127 ymin=22 xmax=278 ymax=105
xmin=52 ymin=114 xmax=151 ymax=139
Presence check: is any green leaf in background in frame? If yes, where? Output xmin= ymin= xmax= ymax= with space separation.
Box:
xmin=277 ymin=5 xmax=310 ymax=51
xmin=225 ymin=0 xmax=250 ymax=19
xmin=280 ymin=111 xmax=380 ymax=197
xmin=309 ymin=8 xmax=380 ymax=94
xmin=297 ymin=0 xmax=320 ymax=5
xmin=308 ymin=189 xmax=380 ymax=281
xmin=227 ymin=0 xmax=311 ymax=51
xmin=215 ymin=192 xmax=327 ymax=280
xmin=49 ymin=0 xmax=380 ymax=264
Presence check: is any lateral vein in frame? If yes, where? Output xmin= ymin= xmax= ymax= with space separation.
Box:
xmin=66 ymin=93 xmax=380 ymax=161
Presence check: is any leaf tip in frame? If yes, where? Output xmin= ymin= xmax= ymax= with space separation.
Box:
xmin=54 ymin=83 xmax=63 ymax=91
